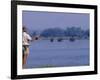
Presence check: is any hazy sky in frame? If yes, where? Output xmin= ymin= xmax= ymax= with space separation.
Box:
xmin=22 ymin=11 xmax=89 ymax=31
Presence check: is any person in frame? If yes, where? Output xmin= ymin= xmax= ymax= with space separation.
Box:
xmin=22 ymin=27 xmax=32 ymax=67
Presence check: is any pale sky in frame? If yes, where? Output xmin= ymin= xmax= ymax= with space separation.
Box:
xmin=22 ymin=11 xmax=89 ymax=31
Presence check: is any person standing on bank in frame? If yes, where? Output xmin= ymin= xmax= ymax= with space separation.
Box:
xmin=22 ymin=27 xmax=32 ymax=67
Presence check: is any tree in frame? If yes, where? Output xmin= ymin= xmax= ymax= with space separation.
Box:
xmin=40 ymin=28 xmax=65 ymax=37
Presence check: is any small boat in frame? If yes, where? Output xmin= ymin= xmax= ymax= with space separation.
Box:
xmin=69 ymin=37 xmax=75 ymax=42
xmin=57 ymin=38 xmax=63 ymax=42
xmin=35 ymin=37 xmax=38 ymax=40
xmin=50 ymin=38 xmax=54 ymax=42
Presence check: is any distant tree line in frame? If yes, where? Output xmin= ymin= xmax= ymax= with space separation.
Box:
xmin=29 ymin=27 xmax=89 ymax=41
xmin=40 ymin=27 xmax=89 ymax=39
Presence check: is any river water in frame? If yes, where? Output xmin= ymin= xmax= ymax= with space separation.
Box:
xmin=24 ymin=40 xmax=89 ymax=69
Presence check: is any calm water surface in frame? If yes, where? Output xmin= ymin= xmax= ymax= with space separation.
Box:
xmin=24 ymin=40 xmax=89 ymax=69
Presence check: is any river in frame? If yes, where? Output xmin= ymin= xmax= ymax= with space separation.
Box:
xmin=24 ymin=39 xmax=89 ymax=69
